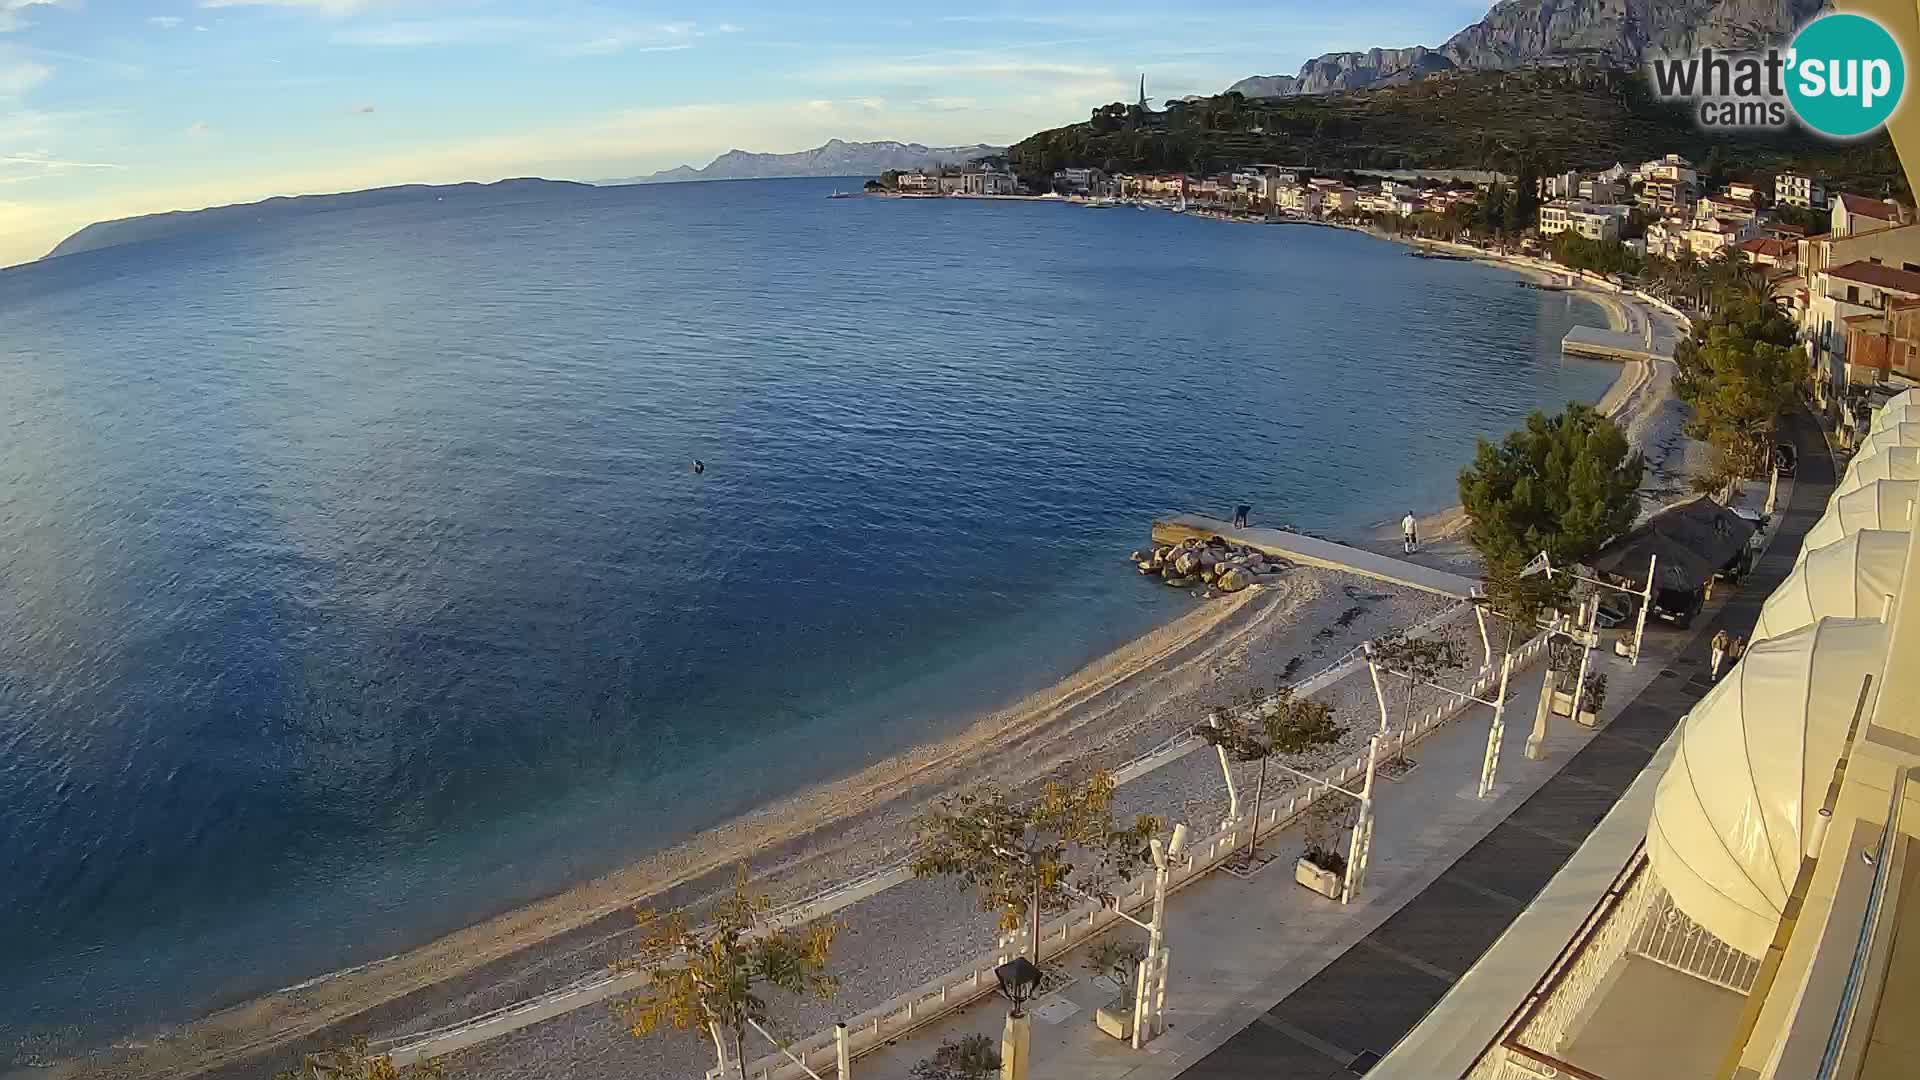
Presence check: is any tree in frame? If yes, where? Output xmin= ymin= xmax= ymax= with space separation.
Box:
xmin=912 ymin=773 xmax=1157 ymax=965
xmin=1676 ymin=323 xmax=1803 ymax=473
xmin=913 ymin=1034 xmax=1003 ymax=1080
xmin=1458 ymin=403 xmax=1643 ymax=572
xmin=1193 ymin=687 xmax=1344 ymax=866
xmin=274 ymin=1039 xmax=442 ymax=1080
xmin=1370 ymin=631 xmax=1469 ymax=758
xmin=614 ymin=867 xmax=840 ymax=1080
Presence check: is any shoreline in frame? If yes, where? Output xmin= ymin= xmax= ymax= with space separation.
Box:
xmin=44 ymin=217 xmax=1684 ymax=1080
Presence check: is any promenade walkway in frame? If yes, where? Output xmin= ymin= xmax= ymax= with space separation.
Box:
xmin=856 ymin=410 xmax=1832 ymax=1080
xmin=1151 ymin=515 xmax=1479 ymax=599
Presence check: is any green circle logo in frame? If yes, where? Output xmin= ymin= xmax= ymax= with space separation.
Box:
xmin=1788 ymin=14 xmax=1905 ymax=138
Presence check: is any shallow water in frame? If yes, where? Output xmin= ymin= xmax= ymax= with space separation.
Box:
xmin=0 ymin=177 xmax=1613 ymax=1050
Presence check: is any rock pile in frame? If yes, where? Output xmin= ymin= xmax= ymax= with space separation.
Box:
xmin=1130 ymin=536 xmax=1291 ymax=595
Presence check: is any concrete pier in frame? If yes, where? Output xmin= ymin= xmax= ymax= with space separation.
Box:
xmin=1151 ymin=514 xmax=1478 ymax=598
xmin=1563 ymin=325 xmax=1661 ymax=363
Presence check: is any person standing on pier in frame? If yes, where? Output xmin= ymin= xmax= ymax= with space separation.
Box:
xmin=1233 ymin=504 xmax=1251 ymax=528
xmin=1401 ymin=511 xmax=1418 ymax=554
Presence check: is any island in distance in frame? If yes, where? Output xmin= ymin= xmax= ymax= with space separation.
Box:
xmin=606 ymin=138 xmax=1005 ymax=184
xmin=42 ymin=178 xmax=592 ymax=262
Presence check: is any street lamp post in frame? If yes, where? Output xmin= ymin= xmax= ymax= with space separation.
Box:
xmin=994 ymin=957 xmax=1043 ymax=1080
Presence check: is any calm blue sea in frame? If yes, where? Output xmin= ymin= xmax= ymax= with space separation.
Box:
xmin=0 ymin=177 xmax=1614 ymax=1052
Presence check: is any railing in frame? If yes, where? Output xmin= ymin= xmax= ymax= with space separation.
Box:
xmin=1627 ymin=886 xmax=1761 ymax=994
xmin=381 ymin=601 xmax=1512 ymax=1068
xmin=731 ymin=631 xmax=1551 ymax=1080
xmin=1815 ymin=766 xmax=1911 ymax=1080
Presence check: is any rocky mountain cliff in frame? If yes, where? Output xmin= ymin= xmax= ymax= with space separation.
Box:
xmin=1228 ymin=0 xmax=1826 ymax=97
xmin=1224 ymin=74 xmax=1297 ymax=97
xmin=608 ymin=139 xmax=1004 ymax=184
xmin=1290 ymin=47 xmax=1456 ymax=95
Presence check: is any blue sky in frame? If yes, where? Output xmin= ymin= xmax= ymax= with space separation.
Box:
xmin=0 ymin=1 xmax=1492 ymax=265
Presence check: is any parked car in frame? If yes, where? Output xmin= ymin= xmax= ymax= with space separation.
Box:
xmin=1651 ymin=586 xmax=1703 ymax=629
xmin=1774 ymin=442 xmax=1798 ymax=477
xmin=1593 ymin=594 xmax=1634 ymax=630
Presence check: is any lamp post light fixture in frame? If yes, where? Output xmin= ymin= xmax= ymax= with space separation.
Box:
xmin=994 ymin=956 xmax=1043 ymax=1017
xmin=995 ymin=956 xmax=1043 ymax=1080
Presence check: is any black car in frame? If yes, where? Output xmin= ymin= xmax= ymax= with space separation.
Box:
xmin=1775 ymin=442 xmax=1798 ymax=477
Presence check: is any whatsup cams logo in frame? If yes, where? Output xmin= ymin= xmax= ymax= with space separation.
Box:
xmin=1649 ymin=13 xmax=1906 ymax=138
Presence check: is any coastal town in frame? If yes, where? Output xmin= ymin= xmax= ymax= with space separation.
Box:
xmin=871 ymin=150 xmax=1919 ymax=448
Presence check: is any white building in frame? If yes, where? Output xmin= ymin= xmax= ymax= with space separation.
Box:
xmin=1545 ymin=171 xmax=1581 ymax=199
xmin=1540 ymin=199 xmax=1623 ymax=242
xmin=1776 ymin=171 xmax=1827 ymax=208
xmin=1833 ymin=193 xmax=1908 ymax=238
xmin=965 ymin=170 xmax=1020 ymax=196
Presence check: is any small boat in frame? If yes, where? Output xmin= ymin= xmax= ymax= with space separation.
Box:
xmin=827 ymin=189 xmax=855 ymax=199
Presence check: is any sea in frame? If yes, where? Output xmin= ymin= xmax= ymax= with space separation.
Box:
xmin=0 ymin=177 xmax=1616 ymax=1056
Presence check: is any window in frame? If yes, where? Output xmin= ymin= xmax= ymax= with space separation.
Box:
xmin=1849 ymin=285 xmax=1861 ymax=304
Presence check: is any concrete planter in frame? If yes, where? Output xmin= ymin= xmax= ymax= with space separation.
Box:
xmin=1094 ymin=994 xmax=1134 ymax=1040
xmin=1577 ymin=705 xmax=1600 ymax=728
xmin=1614 ymin=636 xmax=1634 ymax=658
xmin=1550 ymin=688 xmax=1577 ymax=717
xmin=1295 ymin=857 xmax=1343 ymax=899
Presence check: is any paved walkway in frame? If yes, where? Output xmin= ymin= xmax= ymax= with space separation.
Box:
xmin=855 ymin=410 xmax=1833 ymax=1080
xmin=1176 ymin=407 xmax=1834 ymax=1079
xmin=1151 ymin=516 xmax=1479 ymax=599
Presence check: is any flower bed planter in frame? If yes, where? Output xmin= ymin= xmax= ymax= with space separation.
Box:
xmin=1577 ymin=705 xmax=1600 ymax=728
xmin=1614 ymin=637 xmax=1634 ymax=658
xmin=1094 ymin=994 xmax=1134 ymax=1040
xmin=1295 ymin=856 xmax=1343 ymax=899
xmin=1550 ymin=688 xmax=1576 ymax=717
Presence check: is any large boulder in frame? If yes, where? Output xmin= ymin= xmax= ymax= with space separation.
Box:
xmin=1218 ymin=567 xmax=1254 ymax=592
xmin=1175 ymin=551 xmax=1203 ymax=575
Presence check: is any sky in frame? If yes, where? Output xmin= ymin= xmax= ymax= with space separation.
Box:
xmin=0 ymin=1 xmax=1495 ymax=266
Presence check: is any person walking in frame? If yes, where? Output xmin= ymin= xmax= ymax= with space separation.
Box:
xmin=1233 ymin=504 xmax=1251 ymax=528
xmin=1401 ymin=510 xmax=1418 ymax=554
xmin=1709 ymin=629 xmax=1730 ymax=680
xmin=1729 ymin=635 xmax=1748 ymax=667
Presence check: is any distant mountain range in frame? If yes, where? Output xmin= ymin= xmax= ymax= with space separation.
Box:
xmin=1227 ymin=0 xmax=1825 ymax=97
xmin=607 ymin=139 xmax=1005 ymax=184
xmin=45 ymin=178 xmax=589 ymax=261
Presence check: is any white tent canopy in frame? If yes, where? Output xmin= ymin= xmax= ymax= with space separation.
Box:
xmin=1752 ymin=530 xmax=1908 ymax=644
xmin=1798 ymin=480 xmax=1917 ymax=566
xmin=1870 ymin=389 xmax=1918 ymax=433
xmin=1835 ymin=445 xmax=1920 ymax=500
xmin=1850 ymin=420 xmax=1920 ymax=460
xmin=1648 ymin=618 xmax=1889 ymax=956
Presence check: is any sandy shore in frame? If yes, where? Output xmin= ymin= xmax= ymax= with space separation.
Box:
xmin=47 ymin=570 xmax=1456 ymax=1080
xmin=42 ymin=227 xmax=1691 ymax=1080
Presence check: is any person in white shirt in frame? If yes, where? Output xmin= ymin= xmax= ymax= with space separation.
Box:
xmin=1401 ymin=511 xmax=1418 ymax=553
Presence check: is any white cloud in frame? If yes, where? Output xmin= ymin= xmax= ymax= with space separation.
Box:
xmin=0 ymin=57 xmax=51 ymax=95
xmin=353 ymin=102 xmax=375 ymax=113
xmin=148 ymin=15 xmax=185 ymax=28
xmin=342 ymin=16 xmax=718 ymax=56
xmin=0 ymin=149 xmax=123 ymax=181
xmin=186 ymin=120 xmax=212 ymax=136
xmin=199 ymin=0 xmax=382 ymax=13
xmin=0 ymin=0 xmax=61 ymax=34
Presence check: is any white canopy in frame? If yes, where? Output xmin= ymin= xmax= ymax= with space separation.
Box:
xmin=1835 ymin=445 xmax=1920 ymax=500
xmin=1752 ymin=530 xmax=1908 ymax=644
xmin=1870 ymin=389 xmax=1918 ymax=433
xmin=1848 ymin=422 xmax=1920 ymax=465
xmin=1648 ymin=617 xmax=1889 ymax=956
xmin=1798 ymin=480 xmax=1917 ymax=566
